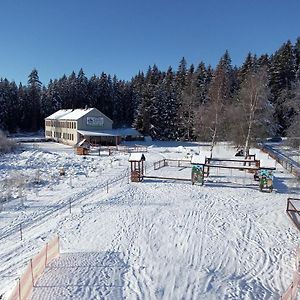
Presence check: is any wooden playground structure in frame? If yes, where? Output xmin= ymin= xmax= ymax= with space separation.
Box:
xmin=129 ymin=154 xmax=276 ymax=191
xmin=204 ymin=155 xmax=260 ymax=176
xmin=129 ymin=153 xmax=146 ymax=182
xmin=147 ymin=159 xmax=192 ymax=182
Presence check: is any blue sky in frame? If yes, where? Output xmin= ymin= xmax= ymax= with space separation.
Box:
xmin=0 ymin=0 xmax=299 ymax=85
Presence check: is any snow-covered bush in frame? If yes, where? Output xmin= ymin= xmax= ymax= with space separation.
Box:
xmin=0 ymin=130 xmax=16 ymax=153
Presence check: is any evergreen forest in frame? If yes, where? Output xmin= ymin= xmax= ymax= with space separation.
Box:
xmin=1 ymin=38 xmax=300 ymax=147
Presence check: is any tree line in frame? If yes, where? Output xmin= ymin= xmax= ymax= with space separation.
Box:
xmin=0 ymin=38 xmax=300 ymax=149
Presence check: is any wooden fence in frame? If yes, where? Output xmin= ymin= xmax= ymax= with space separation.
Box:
xmin=90 ymin=145 xmax=148 ymax=156
xmin=153 ymin=159 xmax=192 ymax=171
xmin=154 ymin=159 xmax=166 ymax=170
xmin=260 ymin=145 xmax=300 ymax=180
xmin=281 ymin=247 xmax=300 ymax=300
xmin=281 ymin=200 xmax=300 ymax=299
xmin=9 ymin=235 xmax=60 ymax=300
xmin=286 ymin=198 xmax=300 ymax=232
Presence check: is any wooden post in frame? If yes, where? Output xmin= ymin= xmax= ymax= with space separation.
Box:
xmin=18 ymin=278 xmax=21 ymax=300
xmin=286 ymin=198 xmax=290 ymax=212
xmin=69 ymin=199 xmax=72 ymax=214
xmin=57 ymin=235 xmax=60 ymax=254
xmin=30 ymin=259 xmax=34 ymax=287
xmin=107 ymin=182 xmax=109 ymax=193
xmin=20 ymin=224 xmax=23 ymax=241
xmin=45 ymin=243 xmax=48 ymax=266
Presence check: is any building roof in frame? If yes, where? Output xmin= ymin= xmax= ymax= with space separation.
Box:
xmin=45 ymin=108 xmax=105 ymax=121
xmin=78 ymin=130 xmax=119 ymax=137
xmin=129 ymin=153 xmax=146 ymax=162
xmin=191 ymin=154 xmax=206 ymax=164
xmin=77 ymin=128 xmax=142 ymax=137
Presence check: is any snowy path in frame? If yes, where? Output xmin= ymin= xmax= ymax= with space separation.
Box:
xmin=31 ymin=252 xmax=127 ymax=300
xmin=34 ymin=177 xmax=299 ymax=299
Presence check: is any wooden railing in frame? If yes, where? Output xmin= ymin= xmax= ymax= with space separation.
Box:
xmin=280 ymin=247 xmax=300 ymax=300
xmin=286 ymin=198 xmax=300 ymax=232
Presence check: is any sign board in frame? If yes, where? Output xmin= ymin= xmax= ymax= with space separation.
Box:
xmin=86 ymin=117 xmax=104 ymax=127
xmin=191 ymin=164 xmax=204 ymax=185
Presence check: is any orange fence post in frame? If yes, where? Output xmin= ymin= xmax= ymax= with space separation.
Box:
xmin=18 ymin=278 xmax=21 ymax=300
xmin=30 ymin=259 xmax=34 ymax=286
xmin=58 ymin=235 xmax=60 ymax=255
xmin=8 ymin=235 xmax=60 ymax=300
xmin=45 ymin=243 xmax=48 ymax=267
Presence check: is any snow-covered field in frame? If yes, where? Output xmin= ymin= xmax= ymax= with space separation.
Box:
xmin=0 ymin=141 xmax=299 ymax=299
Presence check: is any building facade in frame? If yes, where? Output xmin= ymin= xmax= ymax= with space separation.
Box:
xmin=45 ymin=108 xmax=114 ymax=146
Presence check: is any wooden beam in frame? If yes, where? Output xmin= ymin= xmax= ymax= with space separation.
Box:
xmin=204 ymin=164 xmax=275 ymax=171
xmin=207 ymin=158 xmax=257 ymax=163
xmin=143 ymin=175 xmax=190 ymax=181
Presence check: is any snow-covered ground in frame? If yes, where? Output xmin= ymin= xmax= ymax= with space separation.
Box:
xmin=0 ymin=141 xmax=299 ymax=299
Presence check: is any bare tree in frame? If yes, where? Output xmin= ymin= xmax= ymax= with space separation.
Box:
xmin=235 ymin=67 xmax=274 ymax=155
xmin=0 ymin=130 xmax=16 ymax=154
xmin=199 ymin=52 xmax=233 ymax=155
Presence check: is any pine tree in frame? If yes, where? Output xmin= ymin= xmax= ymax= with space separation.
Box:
xmin=0 ymin=79 xmax=10 ymax=131
xmin=159 ymin=67 xmax=179 ymax=139
xmin=76 ymin=68 xmax=89 ymax=108
xmin=269 ymin=41 xmax=297 ymax=133
xmin=27 ymin=69 xmax=42 ymax=131
xmin=269 ymin=40 xmax=296 ymax=99
xmin=194 ymin=62 xmax=211 ymax=105
xmin=294 ymin=37 xmax=300 ymax=81
xmin=178 ymin=64 xmax=197 ymax=140
xmin=133 ymin=66 xmax=162 ymax=136
xmin=286 ymin=82 xmax=300 ymax=147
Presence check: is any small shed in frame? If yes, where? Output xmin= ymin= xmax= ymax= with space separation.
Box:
xmin=76 ymin=139 xmax=90 ymax=155
xmin=129 ymin=153 xmax=146 ymax=182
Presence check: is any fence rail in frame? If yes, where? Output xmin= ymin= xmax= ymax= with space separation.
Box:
xmin=154 ymin=159 xmax=166 ymax=170
xmin=280 ymin=246 xmax=300 ymax=300
xmin=286 ymin=198 xmax=300 ymax=232
xmin=260 ymin=144 xmax=300 ymax=180
xmin=9 ymin=235 xmax=60 ymax=300
xmin=0 ymin=168 xmax=130 ymax=243
xmin=153 ymin=159 xmax=192 ymax=170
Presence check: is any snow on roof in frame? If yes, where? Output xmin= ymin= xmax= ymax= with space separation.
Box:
xmin=45 ymin=109 xmax=73 ymax=120
xmin=45 ymin=108 xmax=94 ymax=120
xmin=129 ymin=153 xmax=146 ymax=161
xmin=77 ymin=139 xmax=88 ymax=147
xmin=78 ymin=130 xmax=119 ymax=137
xmin=65 ymin=108 xmax=94 ymax=120
xmin=191 ymin=155 xmax=205 ymax=164
xmin=78 ymin=128 xmax=142 ymax=137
